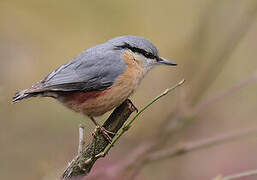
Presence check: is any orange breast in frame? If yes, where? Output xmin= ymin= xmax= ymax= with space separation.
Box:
xmin=59 ymin=50 xmax=146 ymax=117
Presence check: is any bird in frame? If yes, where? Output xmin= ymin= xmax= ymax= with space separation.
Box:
xmin=12 ymin=35 xmax=177 ymax=141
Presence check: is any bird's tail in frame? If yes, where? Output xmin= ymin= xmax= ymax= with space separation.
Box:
xmin=12 ymin=89 xmax=37 ymax=103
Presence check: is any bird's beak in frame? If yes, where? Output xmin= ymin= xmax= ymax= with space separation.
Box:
xmin=158 ymin=57 xmax=177 ymax=66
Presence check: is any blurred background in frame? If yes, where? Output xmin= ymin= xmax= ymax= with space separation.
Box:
xmin=1 ymin=0 xmax=257 ymax=179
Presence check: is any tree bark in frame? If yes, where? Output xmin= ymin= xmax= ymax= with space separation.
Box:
xmin=62 ymin=99 xmax=136 ymax=179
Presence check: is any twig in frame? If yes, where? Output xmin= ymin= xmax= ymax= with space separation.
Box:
xmin=62 ymin=99 xmax=136 ymax=179
xmin=84 ymin=127 xmax=257 ymax=180
xmin=85 ymin=142 xmax=157 ymax=180
xmin=223 ymin=169 xmax=257 ymax=180
xmin=125 ymin=127 xmax=257 ymax=180
xmin=91 ymin=129 xmax=97 ymax=159
xmin=62 ymin=79 xmax=185 ymax=179
xmin=191 ymin=2 xmax=257 ymax=106
xmin=214 ymin=169 xmax=257 ymax=180
xmin=95 ymin=79 xmax=185 ymax=159
xmin=146 ymin=127 xmax=257 ymax=163
xmin=78 ymin=124 xmax=85 ymax=155
xmin=195 ymin=71 xmax=257 ymax=114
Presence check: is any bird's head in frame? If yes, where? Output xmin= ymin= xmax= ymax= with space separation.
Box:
xmin=107 ymin=35 xmax=177 ymax=72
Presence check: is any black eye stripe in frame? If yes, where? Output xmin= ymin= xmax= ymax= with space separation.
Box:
xmin=115 ymin=43 xmax=157 ymax=59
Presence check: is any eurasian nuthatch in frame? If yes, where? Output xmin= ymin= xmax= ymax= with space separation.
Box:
xmin=13 ymin=35 xmax=177 ymax=140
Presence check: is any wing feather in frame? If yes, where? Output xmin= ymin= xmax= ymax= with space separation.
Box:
xmin=29 ymin=44 xmax=126 ymax=93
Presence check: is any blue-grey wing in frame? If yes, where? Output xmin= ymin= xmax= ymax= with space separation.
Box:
xmin=31 ymin=44 xmax=126 ymax=92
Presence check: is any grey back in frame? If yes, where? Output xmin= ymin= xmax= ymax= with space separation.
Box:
xmin=35 ymin=35 xmax=157 ymax=92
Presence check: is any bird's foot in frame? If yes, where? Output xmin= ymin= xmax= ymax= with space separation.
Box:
xmin=93 ymin=125 xmax=115 ymax=144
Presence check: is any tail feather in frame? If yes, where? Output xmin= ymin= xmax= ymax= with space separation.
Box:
xmin=12 ymin=90 xmax=37 ymax=103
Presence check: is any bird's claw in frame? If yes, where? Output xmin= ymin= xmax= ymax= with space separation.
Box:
xmin=94 ymin=125 xmax=115 ymax=144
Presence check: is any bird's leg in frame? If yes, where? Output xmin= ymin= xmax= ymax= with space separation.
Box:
xmin=90 ymin=117 xmax=114 ymax=143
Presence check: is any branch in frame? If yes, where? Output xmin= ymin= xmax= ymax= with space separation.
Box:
xmin=96 ymin=79 xmax=185 ymax=159
xmin=84 ymin=127 xmax=257 ymax=180
xmin=61 ymin=79 xmax=185 ymax=179
xmin=125 ymin=127 xmax=257 ymax=180
xmin=62 ymin=99 xmax=136 ymax=179
xmin=214 ymin=169 xmax=257 ymax=180
xmin=194 ymin=71 xmax=257 ymax=114
xmin=78 ymin=124 xmax=85 ymax=155
xmin=146 ymin=127 xmax=257 ymax=163
xmin=190 ymin=2 xmax=257 ymax=106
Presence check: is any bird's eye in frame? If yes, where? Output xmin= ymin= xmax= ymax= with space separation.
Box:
xmin=143 ymin=52 xmax=156 ymax=59
xmin=115 ymin=43 xmax=156 ymax=59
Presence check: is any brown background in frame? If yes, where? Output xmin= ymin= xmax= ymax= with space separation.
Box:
xmin=1 ymin=0 xmax=257 ymax=179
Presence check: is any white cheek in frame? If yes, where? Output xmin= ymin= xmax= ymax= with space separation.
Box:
xmin=144 ymin=58 xmax=157 ymax=71
xmin=133 ymin=53 xmax=157 ymax=71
